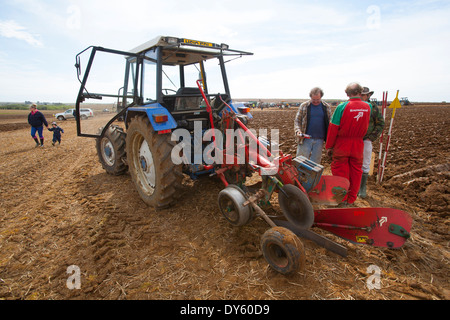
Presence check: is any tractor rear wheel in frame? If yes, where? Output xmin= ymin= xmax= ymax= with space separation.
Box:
xmin=126 ymin=115 xmax=183 ymax=209
xmin=96 ymin=125 xmax=128 ymax=175
xmin=261 ymin=226 xmax=306 ymax=274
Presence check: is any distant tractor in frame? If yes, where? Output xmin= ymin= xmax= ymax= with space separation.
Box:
xmin=400 ymin=97 xmax=412 ymax=105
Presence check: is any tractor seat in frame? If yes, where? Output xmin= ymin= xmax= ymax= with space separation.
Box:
xmin=175 ymin=87 xmax=203 ymax=110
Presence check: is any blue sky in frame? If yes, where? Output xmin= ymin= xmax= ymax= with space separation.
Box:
xmin=1 ymin=0 xmax=449 ymax=103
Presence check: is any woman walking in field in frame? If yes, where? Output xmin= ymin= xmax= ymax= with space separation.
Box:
xmin=28 ymin=103 xmax=48 ymax=147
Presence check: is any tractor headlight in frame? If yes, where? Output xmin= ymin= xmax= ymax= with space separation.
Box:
xmin=165 ymin=37 xmax=179 ymax=45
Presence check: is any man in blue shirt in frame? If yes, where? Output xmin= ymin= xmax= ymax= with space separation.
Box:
xmin=294 ymin=87 xmax=332 ymax=164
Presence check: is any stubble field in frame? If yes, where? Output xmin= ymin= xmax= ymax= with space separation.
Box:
xmin=0 ymin=104 xmax=448 ymax=300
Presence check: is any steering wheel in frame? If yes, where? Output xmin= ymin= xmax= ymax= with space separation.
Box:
xmin=162 ymin=88 xmax=177 ymax=95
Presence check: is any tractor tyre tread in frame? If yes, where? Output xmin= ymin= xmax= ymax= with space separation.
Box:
xmin=96 ymin=125 xmax=128 ymax=176
xmin=126 ymin=115 xmax=183 ymax=209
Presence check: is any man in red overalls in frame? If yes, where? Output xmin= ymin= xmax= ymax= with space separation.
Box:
xmin=325 ymin=83 xmax=371 ymax=205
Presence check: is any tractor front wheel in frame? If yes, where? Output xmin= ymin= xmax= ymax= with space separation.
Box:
xmin=126 ymin=115 xmax=182 ymax=209
xmin=96 ymin=125 xmax=128 ymax=175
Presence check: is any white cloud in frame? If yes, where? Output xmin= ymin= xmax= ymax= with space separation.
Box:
xmin=1 ymin=0 xmax=449 ymax=102
xmin=0 ymin=65 xmax=77 ymax=102
xmin=0 ymin=20 xmax=43 ymax=47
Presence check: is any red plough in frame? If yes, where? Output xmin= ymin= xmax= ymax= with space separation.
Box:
xmin=197 ymin=81 xmax=413 ymax=274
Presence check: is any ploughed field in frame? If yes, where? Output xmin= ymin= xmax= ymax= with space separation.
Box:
xmin=0 ymin=104 xmax=448 ymax=300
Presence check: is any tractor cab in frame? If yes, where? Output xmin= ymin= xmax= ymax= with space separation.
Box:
xmin=74 ymin=36 xmax=253 ymax=137
xmin=400 ymin=97 xmax=412 ymax=106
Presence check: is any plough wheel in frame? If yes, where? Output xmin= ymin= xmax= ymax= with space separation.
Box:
xmin=278 ymin=184 xmax=314 ymax=229
xmin=218 ymin=185 xmax=252 ymax=226
xmin=261 ymin=227 xmax=306 ymax=274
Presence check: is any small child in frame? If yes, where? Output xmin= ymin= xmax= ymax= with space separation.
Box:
xmin=48 ymin=121 xmax=64 ymax=146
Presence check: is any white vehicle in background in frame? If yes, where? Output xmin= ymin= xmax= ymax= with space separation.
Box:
xmin=55 ymin=108 xmax=94 ymax=120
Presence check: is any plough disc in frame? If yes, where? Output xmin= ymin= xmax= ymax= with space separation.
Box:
xmin=278 ymin=184 xmax=314 ymax=229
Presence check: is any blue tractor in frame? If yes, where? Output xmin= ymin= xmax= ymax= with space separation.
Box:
xmin=74 ymin=36 xmax=254 ymax=209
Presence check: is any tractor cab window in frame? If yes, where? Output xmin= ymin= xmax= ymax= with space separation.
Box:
xmin=196 ymin=58 xmax=226 ymax=96
xmin=142 ymin=52 xmax=158 ymax=104
xmin=161 ymin=58 xmax=226 ymax=111
xmin=123 ymin=57 xmax=139 ymax=107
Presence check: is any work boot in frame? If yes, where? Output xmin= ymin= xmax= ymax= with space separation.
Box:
xmin=338 ymin=201 xmax=349 ymax=208
xmin=358 ymin=173 xmax=369 ymax=199
xmin=338 ymin=200 xmax=357 ymax=208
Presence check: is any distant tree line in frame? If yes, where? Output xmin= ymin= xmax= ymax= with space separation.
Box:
xmin=0 ymin=103 xmax=72 ymax=110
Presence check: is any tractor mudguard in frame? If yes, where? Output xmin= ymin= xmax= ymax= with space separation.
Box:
xmin=127 ymin=104 xmax=177 ymax=132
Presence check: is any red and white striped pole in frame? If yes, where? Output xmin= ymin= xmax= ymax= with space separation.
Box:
xmin=377 ymin=91 xmax=387 ymax=184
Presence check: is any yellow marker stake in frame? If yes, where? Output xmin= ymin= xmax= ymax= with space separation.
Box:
xmin=388 ymin=90 xmax=402 ymax=118
xmin=380 ymin=90 xmax=402 ymax=183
